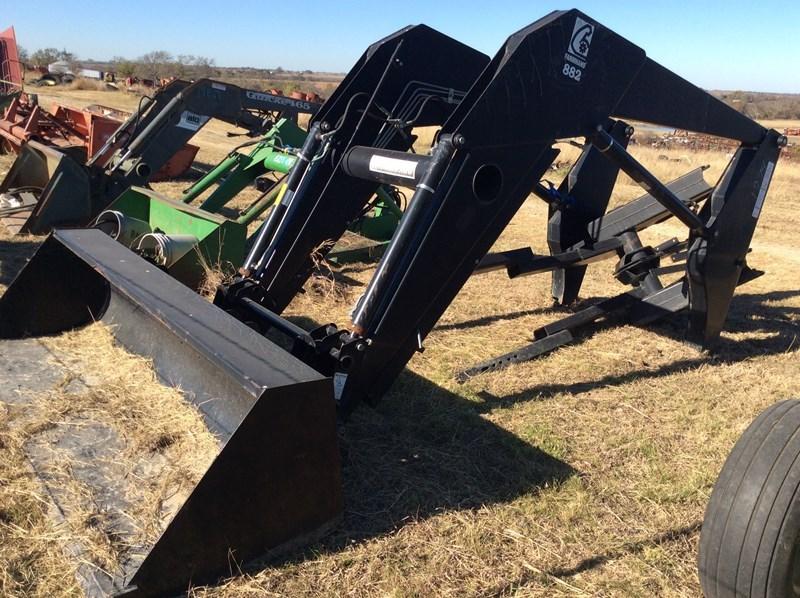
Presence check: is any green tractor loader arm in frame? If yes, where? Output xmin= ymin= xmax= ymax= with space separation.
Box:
xmin=97 ymin=118 xmax=403 ymax=288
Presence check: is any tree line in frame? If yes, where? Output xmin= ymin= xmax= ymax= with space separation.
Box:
xmin=112 ymin=51 xmax=217 ymax=81
xmin=17 ymin=46 xmax=218 ymax=81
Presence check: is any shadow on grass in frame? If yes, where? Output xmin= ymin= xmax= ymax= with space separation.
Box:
xmin=0 ymin=238 xmax=41 ymax=286
xmin=473 ymin=289 xmax=800 ymax=411
xmin=547 ymin=521 xmax=702 ymax=578
xmin=435 ymin=305 xmax=560 ymax=332
xmin=485 ymin=521 xmax=703 ymax=595
xmin=259 ymin=290 xmax=797 ymax=570
xmin=252 ymin=368 xmax=574 ymax=571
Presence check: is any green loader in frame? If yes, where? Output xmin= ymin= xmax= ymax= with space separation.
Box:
xmin=97 ymin=117 xmax=404 ymax=288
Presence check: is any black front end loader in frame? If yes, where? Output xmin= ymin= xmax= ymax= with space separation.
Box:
xmin=0 ymin=9 xmax=785 ymax=597
xmin=0 ymin=78 xmax=321 ymax=234
xmin=0 ymin=25 xmax=488 ymax=597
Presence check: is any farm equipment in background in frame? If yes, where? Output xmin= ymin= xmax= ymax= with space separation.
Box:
xmin=0 ymin=78 xmax=321 ymax=234
xmin=89 ymin=117 xmax=310 ymax=288
xmin=93 ymin=114 xmax=404 ymax=288
xmin=0 ymin=26 xmax=23 ymax=115
xmin=0 ymin=10 xmax=786 ymax=598
xmin=0 ymin=26 xmax=23 ymax=100
xmin=0 ymin=93 xmax=132 ymax=159
xmin=0 ymin=28 xmax=133 ymax=161
xmin=176 ymin=115 xmax=403 ymax=242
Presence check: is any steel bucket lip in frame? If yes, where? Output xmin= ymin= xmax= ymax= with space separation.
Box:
xmin=52 ymin=228 xmax=325 ymax=393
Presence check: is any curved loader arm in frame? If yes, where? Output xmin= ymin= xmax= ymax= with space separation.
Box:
xmin=102 ymin=78 xmax=321 ymax=187
xmin=224 ymin=25 xmax=489 ymax=313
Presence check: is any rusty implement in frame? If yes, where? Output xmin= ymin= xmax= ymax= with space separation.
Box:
xmin=0 ymin=94 xmax=201 ymax=176
xmin=0 ymin=95 xmax=121 ymax=158
xmin=0 ymin=229 xmax=342 ymax=596
xmin=0 ymin=26 xmax=23 ymax=100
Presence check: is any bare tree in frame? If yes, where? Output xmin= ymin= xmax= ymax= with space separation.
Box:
xmin=174 ymin=54 xmax=195 ymax=78
xmin=138 ymin=50 xmax=174 ymax=81
xmin=194 ymin=56 xmax=215 ymax=78
xmin=111 ymin=56 xmax=137 ymax=78
xmin=30 ymin=48 xmax=62 ymax=67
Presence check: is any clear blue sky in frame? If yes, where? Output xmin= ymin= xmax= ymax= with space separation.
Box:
xmin=4 ymin=0 xmax=799 ymax=93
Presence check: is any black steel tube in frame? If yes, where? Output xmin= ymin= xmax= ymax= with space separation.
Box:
xmin=244 ymin=122 xmax=323 ymax=272
xmin=590 ymin=128 xmax=705 ymax=234
xmin=351 ymin=133 xmax=461 ymax=335
xmin=342 ymin=146 xmax=431 ymax=187
xmin=238 ymin=297 xmax=315 ymax=347
xmin=122 ymin=92 xmax=185 ymax=158
xmin=86 ymin=96 xmax=153 ymax=169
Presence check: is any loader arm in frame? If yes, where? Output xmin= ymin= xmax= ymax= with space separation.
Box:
xmin=102 ymin=78 xmax=321 ymax=192
xmin=226 ymin=25 xmax=489 ymax=313
xmin=219 ymin=9 xmax=783 ymax=413
xmin=6 ymin=78 xmax=321 ymax=234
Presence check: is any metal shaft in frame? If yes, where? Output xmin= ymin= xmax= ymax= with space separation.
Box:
xmin=244 ymin=122 xmax=323 ymax=272
xmin=182 ymin=151 xmax=242 ymax=204
xmin=590 ymin=128 xmax=705 ymax=234
xmin=236 ymin=179 xmax=284 ymax=226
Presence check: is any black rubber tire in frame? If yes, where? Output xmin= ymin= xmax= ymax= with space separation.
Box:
xmin=698 ymin=399 xmax=800 ymax=597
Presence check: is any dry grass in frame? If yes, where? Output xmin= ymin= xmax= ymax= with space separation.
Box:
xmin=0 ymin=324 xmax=219 ymax=596
xmin=0 ymin=97 xmax=798 ymax=596
xmin=68 ymin=79 xmax=111 ymax=92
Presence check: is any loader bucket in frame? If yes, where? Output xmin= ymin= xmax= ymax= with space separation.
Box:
xmin=0 ymin=140 xmax=90 ymax=234
xmin=0 ymin=229 xmax=342 ymax=596
xmin=98 ymin=187 xmax=247 ymax=288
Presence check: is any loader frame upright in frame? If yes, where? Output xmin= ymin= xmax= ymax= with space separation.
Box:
xmin=229 ymin=24 xmax=490 ymax=313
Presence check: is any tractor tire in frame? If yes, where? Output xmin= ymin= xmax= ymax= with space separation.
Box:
xmin=698 ymin=399 xmax=800 ymax=597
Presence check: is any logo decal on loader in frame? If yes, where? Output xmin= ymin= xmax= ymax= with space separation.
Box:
xmin=562 ymin=16 xmax=595 ymax=82
xmin=177 ymin=110 xmax=210 ymax=131
xmin=569 ymin=17 xmax=594 ymax=60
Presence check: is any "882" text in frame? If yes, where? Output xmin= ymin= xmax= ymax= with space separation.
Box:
xmin=562 ymin=63 xmax=582 ymax=81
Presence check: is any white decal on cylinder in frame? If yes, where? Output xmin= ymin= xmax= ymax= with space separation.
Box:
xmin=369 ymin=155 xmax=418 ymax=180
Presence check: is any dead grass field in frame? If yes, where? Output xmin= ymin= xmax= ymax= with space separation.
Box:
xmin=0 ymin=88 xmax=798 ymax=597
